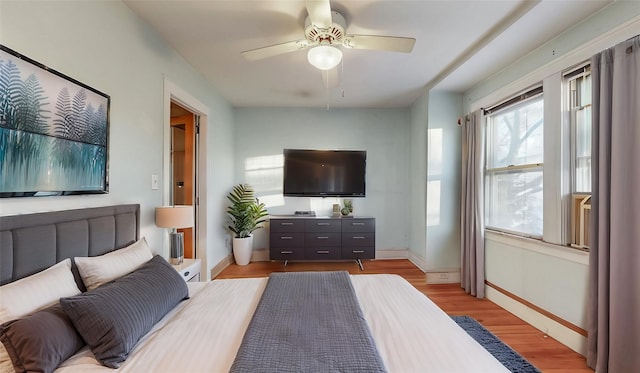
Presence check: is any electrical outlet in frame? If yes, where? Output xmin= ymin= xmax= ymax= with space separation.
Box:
xmin=439 ymin=273 xmax=449 ymax=279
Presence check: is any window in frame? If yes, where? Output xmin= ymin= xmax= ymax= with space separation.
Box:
xmin=485 ymin=88 xmax=544 ymax=237
xmin=566 ymin=65 xmax=592 ymax=249
xmin=568 ymin=67 xmax=592 ymax=193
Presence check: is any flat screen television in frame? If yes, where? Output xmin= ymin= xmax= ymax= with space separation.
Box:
xmin=283 ymin=149 xmax=366 ymax=197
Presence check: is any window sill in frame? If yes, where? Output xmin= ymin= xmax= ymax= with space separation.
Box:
xmin=485 ymin=229 xmax=589 ymax=265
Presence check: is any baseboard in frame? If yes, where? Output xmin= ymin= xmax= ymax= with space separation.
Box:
xmin=408 ymin=251 xmax=427 ymax=272
xmin=252 ymin=248 xmax=269 ymax=262
xmin=210 ymin=254 xmax=233 ymax=279
xmin=485 ymin=284 xmax=587 ymax=356
xmin=375 ymin=249 xmax=408 ymax=259
xmin=426 ymin=269 xmax=461 ymax=284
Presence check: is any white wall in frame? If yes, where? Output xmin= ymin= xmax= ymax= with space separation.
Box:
xmin=233 ymin=107 xmax=410 ymax=253
xmin=0 ymin=1 xmax=236 ymax=278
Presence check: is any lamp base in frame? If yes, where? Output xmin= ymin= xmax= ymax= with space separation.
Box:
xmin=170 ymin=256 xmax=184 ymax=265
xmin=169 ymin=231 xmax=184 ymax=265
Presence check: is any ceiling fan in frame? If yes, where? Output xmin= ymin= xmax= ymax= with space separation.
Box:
xmin=241 ymin=0 xmax=416 ymax=71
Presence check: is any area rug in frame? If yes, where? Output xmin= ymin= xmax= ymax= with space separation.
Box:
xmin=452 ymin=316 xmax=542 ymax=373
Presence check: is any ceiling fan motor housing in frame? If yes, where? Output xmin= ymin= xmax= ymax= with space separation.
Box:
xmin=305 ymin=11 xmax=346 ymax=45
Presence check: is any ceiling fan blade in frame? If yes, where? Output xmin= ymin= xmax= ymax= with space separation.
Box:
xmin=241 ymin=40 xmax=311 ymax=61
xmin=343 ymin=35 xmax=416 ymax=53
xmin=305 ymin=0 xmax=332 ymax=29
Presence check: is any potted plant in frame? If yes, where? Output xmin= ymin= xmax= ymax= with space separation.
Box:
xmin=341 ymin=199 xmax=353 ymax=217
xmin=226 ymin=184 xmax=268 ymax=265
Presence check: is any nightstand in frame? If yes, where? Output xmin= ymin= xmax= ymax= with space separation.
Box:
xmin=171 ymin=258 xmax=201 ymax=282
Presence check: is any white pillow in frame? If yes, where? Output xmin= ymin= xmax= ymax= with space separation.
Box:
xmin=75 ymin=238 xmax=153 ymax=291
xmin=0 ymin=259 xmax=80 ymax=324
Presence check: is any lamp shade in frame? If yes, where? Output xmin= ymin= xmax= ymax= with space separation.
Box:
xmin=307 ymin=45 xmax=342 ymax=70
xmin=155 ymin=205 xmax=194 ymax=229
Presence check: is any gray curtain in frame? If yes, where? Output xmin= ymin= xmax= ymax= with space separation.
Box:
xmin=460 ymin=109 xmax=485 ymax=298
xmin=587 ymin=35 xmax=640 ymax=373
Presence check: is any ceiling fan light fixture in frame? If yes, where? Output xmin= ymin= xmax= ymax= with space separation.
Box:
xmin=307 ymin=45 xmax=342 ymax=70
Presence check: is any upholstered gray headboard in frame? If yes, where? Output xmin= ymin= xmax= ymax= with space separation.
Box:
xmin=0 ymin=204 xmax=140 ymax=286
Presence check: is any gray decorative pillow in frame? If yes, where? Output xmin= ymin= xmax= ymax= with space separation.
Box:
xmin=60 ymin=255 xmax=188 ymax=368
xmin=0 ymin=304 xmax=85 ymax=373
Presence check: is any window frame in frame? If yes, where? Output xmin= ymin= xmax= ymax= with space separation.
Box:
xmin=566 ymin=65 xmax=592 ymax=195
xmin=564 ymin=63 xmax=592 ymax=250
xmin=483 ymin=88 xmax=545 ymax=239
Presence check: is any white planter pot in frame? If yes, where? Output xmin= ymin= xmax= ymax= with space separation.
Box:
xmin=232 ymin=235 xmax=253 ymax=266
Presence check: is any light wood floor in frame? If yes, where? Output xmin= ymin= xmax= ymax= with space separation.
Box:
xmin=216 ymin=259 xmax=593 ymax=373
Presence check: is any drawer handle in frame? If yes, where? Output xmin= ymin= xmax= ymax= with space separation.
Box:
xmin=352 ymin=222 xmax=365 ymax=226
xmin=281 ymin=250 xmax=294 ymax=254
xmin=317 ymin=236 xmax=329 ymax=239
xmin=352 ymin=250 xmax=365 ymax=254
xmin=317 ymin=250 xmax=330 ymax=254
xmin=281 ymin=222 xmax=294 ymax=226
xmin=317 ymin=222 xmax=330 ymax=226
xmin=280 ymin=236 xmax=293 ymax=240
xmin=352 ymin=236 xmax=365 ymax=239
xmin=183 ymin=271 xmax=190 ymax=277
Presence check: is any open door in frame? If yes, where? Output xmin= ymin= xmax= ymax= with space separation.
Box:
xmin=170 ymin=102 xmax=196 ymax=259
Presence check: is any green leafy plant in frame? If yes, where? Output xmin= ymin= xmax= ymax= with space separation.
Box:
xmin=343 ymin=199 xmax=353 ymax=213
xmin=226 ymin=184 xmax=268 ymax=238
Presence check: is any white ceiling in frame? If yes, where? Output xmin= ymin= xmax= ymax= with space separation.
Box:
xmin=124 ymin=0 xmax=611 ymax=108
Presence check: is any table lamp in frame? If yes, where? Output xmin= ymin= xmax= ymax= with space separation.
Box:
xmin=155 ymin=205 xmax=194 ymax=264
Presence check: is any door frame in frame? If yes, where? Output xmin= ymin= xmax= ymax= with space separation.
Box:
xmin=163 ymin=78 xmax=209 ymax=280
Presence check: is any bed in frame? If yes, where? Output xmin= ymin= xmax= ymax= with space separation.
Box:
xmin=0 ymin=204 xmax=508 ymax=373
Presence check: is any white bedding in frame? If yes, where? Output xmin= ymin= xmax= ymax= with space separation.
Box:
xmin=55 ymin=274 xmax=508 ymax=373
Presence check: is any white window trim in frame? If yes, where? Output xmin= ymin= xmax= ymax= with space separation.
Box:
xmin=543 ymin=73 xmax=569 ymax=246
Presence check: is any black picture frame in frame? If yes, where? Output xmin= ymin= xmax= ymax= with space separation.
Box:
xmin=0 ymin=45 xmax=110 ymax=197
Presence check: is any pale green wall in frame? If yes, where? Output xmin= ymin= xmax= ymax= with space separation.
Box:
xmin=485 ymin=237 xmax=589 ymax=327
xmin=0 ymin=1 xmax=236 ymax=274
xmin=408 ymin=91 xmax=428 ymax=264
xmin=425 ymin=92 xmax=462 ymax=271
xmin=464 ymin=1 xmax=640 ymax=112
xmin=233 ymin=107 xmax=410 ymax=253
xmin=408 ymin=90 xmax=463 ymax=272
xmin=462 ymin=1 xmax=639 ymax=329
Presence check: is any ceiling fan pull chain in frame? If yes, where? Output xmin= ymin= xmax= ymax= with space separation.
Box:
xmin=324 ymin=69 xmax=330 ymax=110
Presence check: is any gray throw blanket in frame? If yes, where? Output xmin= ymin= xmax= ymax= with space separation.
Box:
xmin=229 ymin=271 xmax=387 ymax=373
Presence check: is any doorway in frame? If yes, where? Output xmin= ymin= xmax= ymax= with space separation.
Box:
xmin=170 ymin=102 xmax=196 ymax=259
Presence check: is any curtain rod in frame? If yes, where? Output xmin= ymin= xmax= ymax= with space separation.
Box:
xmin=482 ymin=85 xmax=543 ymax=116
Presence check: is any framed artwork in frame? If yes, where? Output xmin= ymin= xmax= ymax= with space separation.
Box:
xmin=0 ymin=45 xmax=110 ymax=197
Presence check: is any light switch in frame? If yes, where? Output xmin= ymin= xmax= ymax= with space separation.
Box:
xmin=151 ymin=174 xmax=159 ymax=190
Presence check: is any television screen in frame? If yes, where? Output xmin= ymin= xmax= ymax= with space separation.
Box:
xmin=283 ymin=149 xmax=366 ymax=197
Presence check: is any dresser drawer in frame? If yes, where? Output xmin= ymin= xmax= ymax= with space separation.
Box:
xmin=270 ymin=247 xmax=305 ymax=260
xmin=270 ymin=219 xmax=305 ymax=232
xmin=341 ymin=218 xmax=375 ymax=232
xmin=305 ymin=247 xmax=341 ymax=260
xmin=342 ymin=232 xmax=375 ymax=247
xmin=341 ymin=246 xmax=375 ymax=259
xmin=270 ymin=232 xmax=305 ymax=247
xmin=305 ymin=232 xmax=341 ymax=247
xmin=305 ymin=219 xmax=341 ymax=232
